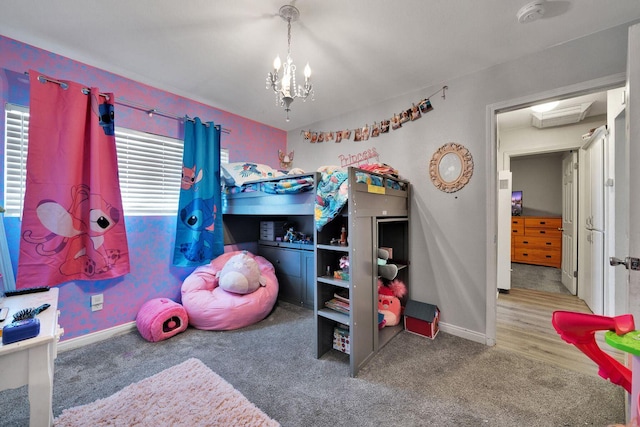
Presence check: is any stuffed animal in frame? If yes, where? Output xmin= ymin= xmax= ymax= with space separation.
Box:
xmin=217 ymin=251 xmax=266 ymax=294
xmin=377 ymin=248 xmax=398 ymax=281
xmin=377 ymin=278 xmax=407 ymax=327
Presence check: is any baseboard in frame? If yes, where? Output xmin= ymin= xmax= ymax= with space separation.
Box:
xmin=58 ymin=321 xmax=137 ymax=353
xmin=57 ymin=319 xmax=489 ymax=352
xmin=439 ymin=321 xmax=488 ymax=345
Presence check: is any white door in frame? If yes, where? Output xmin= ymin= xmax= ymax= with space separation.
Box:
xmin=612 ymin=105 xmax=628 ymax=315
xmin=561 ymin=152 xmax=578 ymax=294
xmin=497 ymin=170 xmax=512 ymax=291
xmin=590 ymin=229 xmax=605 ymax=315
xmin=626 ymin=23 xmax=640 ymax=321
xmin=589 ymin=130 xmax=606 ymax=233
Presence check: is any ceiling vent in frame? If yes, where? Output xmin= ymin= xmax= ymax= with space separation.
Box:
xmin=531 ymin=102 xmax=593 ymax=128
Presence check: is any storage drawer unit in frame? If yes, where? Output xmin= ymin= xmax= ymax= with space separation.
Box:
xmin=258 ymin=241 xmax=314 ymax=308
xmin=511 ymin=216 xmax=562 ymax=268
xmin=260 ymin=221 xmax=286 ymax=241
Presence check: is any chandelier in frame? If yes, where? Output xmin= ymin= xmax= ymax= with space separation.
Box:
xmin=266 ymin=4 xmax=314 ymax=122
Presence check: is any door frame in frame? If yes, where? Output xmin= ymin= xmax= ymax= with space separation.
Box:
xmin=485 ymin=72 xmax=626 ymax=345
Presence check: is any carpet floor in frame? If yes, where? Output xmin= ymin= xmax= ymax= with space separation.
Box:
xmin=53 ymin=358 xmax=280 ymax=426
xmin=511 ymin=262 xmax=570 ymax=294
xmin=0 ymin=301 xmax=626 ymax=427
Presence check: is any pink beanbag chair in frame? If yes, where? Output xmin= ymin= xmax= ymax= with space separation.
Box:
xmin=181 ymin=251 xmax=278 ymax=330
xmin=136 ymin=298 xmax=189 ymax=342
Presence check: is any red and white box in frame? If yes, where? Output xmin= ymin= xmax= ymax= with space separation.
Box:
xmin=404 ymin=299 xmax=439 ymax=339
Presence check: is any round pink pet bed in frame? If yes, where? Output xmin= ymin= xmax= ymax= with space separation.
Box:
xmin=136 ymin=298 xmax=189 ymax=342
xmin=181 ymin=250 xmax=278 ymax=330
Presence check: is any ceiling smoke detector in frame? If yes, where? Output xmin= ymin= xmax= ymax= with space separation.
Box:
xmin=517 ymin=1 xmax=546 ymax=23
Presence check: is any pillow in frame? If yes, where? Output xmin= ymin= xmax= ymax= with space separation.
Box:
xmin=316 ymin=165 xmax=344 ymax=174
xmin=221 ymin=162 xmax=284 ymax=187
xmin=288 ymin=167 xmax=306 ymax=175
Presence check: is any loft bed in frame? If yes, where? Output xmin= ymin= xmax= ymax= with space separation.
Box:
xmin=220 ymin=165 xmax=409 ymax=218
xmin=221 ymin=171 xmax=319 ymax=215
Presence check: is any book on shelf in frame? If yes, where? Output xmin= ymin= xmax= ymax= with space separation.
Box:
xmin=333 ymin=290 xmax=349 ymax=304
xmin=324 ymin=298 xmax=350 ymax=314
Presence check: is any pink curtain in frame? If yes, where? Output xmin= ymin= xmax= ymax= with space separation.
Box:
xmin=16 ymin=71 xmax=130 ymax=288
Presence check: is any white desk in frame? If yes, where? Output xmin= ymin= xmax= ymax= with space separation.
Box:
xmin=0 ymin=288 xmax=63 ymax=427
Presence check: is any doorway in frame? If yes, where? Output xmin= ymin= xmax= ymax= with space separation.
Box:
xmin=497 ymin=91 xmax=608 ymax=298
xmin=488 ymin=76 xmax=628 ymax=363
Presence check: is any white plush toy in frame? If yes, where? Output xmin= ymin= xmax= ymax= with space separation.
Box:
xmin=218 ymin=251 xmax=266 ymax=294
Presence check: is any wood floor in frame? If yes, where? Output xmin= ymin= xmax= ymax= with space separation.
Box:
xmin=496 ymin=287 xmax=626 ymax=377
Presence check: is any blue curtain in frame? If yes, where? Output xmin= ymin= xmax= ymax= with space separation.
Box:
xmin=173 ymin=118 xmax=223 ymax=266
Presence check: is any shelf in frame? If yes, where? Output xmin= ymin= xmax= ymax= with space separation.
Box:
xmin=317 ymin=244 xmax=349 ymax=252
xmin=318 ymin=308 xmax=349 ymax=324
xmin=314 ymin=169 xmax=410 ymax=377
xmin=379 ymin=322 xmax=403 ymax=349
xmin=317 ymin=276 xmax=349 ymax=288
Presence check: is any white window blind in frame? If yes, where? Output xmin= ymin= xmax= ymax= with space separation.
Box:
xmin=4 ymin=104 xmax=29 ymax=217
xmin=4 ymin=103 xmax=228 ymax=217
xmin=115 ymin=128 xmax=183 ymax=216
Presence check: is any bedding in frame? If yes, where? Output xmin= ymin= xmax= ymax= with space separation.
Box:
xmin=262 ymin=176 xmax=314 ymax=194
xmin=221 ymin=162 xmax=284 ymax=187
xmin=314 ymin=165 xmax=407 ymax=231
xmin=315 ymin=169 xmax=349 ymax=232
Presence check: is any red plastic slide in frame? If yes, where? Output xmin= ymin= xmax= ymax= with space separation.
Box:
xmin=552 ymin=310 xmax=634 ymax=393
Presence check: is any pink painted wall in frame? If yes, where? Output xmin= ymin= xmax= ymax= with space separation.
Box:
xmin=0 ymin=35 xmax=287 ymax=340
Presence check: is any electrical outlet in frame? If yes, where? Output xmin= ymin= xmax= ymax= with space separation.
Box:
xmin=91 ymin=294 xmax=104 ymax=312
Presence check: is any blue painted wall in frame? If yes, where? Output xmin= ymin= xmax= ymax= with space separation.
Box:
xmin=0 ymin=35 xmax=286 ymax=340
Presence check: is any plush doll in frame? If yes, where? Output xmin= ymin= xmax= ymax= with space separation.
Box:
xmin=217 ymin=251 xmax=266 ymax=294
xmin=377 ymin=248 xmax=398 ymax=281
xmin=377 ymin=278 xmax=407 ymax=327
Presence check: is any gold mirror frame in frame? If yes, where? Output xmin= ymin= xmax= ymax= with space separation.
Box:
xmin=429 ymin=142 xmax=474 ymax=193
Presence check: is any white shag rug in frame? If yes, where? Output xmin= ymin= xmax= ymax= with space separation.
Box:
xmin=54 ymin=358 xmax=280 ymax=427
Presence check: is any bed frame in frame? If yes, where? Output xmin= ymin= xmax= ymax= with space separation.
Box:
xmin=221 ymin=172 xmax=320 ymax=215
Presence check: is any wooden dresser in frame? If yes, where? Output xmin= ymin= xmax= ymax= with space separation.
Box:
xmin=511 ymin=216 xmax=562 ymax=268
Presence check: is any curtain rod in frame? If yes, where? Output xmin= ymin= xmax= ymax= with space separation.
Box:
xmin=25 ymin=72 xmax=231 ymax=134
xmin=115 ymin=98 xmax=231 ymax=134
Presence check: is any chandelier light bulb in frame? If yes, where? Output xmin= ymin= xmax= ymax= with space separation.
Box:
xmin=273 ymin=56 xmax=282 ymax=71
xmin=304 ymin=63 xmax=311 ymax=79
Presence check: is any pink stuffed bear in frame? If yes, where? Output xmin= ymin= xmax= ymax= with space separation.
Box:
xmin=377 ymin=278 xmax=407 ymax=327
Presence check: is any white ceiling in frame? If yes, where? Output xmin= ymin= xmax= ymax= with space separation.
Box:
xmin=497 ymin=91 xmax=608 ymax=132
xmin=1 ymin=1 xmax=639 ymax=131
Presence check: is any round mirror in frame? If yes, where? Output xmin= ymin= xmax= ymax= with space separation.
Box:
xmin=438 ymin=152 xmax=463 ymax=182
xmin=429 ymin=143 xmax=473 ymax=193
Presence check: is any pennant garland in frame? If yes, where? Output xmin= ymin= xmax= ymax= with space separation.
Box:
xmin=301 ymin=85 xmax=447 ymax=143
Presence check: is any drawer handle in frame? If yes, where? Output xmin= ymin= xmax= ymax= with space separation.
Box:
xmin=523 ymin=240 xmax=529 ymax=244
xmin=546 ymin=242 xmax=552 ymax=245
xmin=539 ymin=231 xmax=546 ymax=234
xmin=540 ymin=221 xmax=546 ymax=225
xmin=546 ymin=255 xmax=552 ymax=258
xmin=513 ymin=230 xmax=519 ymax=233
xmin=522 ymin=253 xmax=528 ymax=256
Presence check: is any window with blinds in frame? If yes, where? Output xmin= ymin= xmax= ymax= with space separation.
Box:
xmin=4 ymin=103 xmax=228 ymax=217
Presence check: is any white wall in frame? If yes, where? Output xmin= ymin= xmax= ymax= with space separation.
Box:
xmin=288 ymin=22 xmax=634 ymax=341
xmin=498 ymin=115 xmax=607 ymax=170
xmin=511 ymin=154 xmax=563 ymax=217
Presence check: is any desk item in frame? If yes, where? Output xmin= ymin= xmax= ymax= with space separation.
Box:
xmin=0 ymin=307 xmax=8 ymax=322
xmin=0 ymin=287 xmax=62 ymax=427
xmin=12 ymin=303 xmax=50 ymax=321
xmin=4 ymin=286 xmax=50 ymax=297
xmin=3 ymin=318 xmax=40 ymax=344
